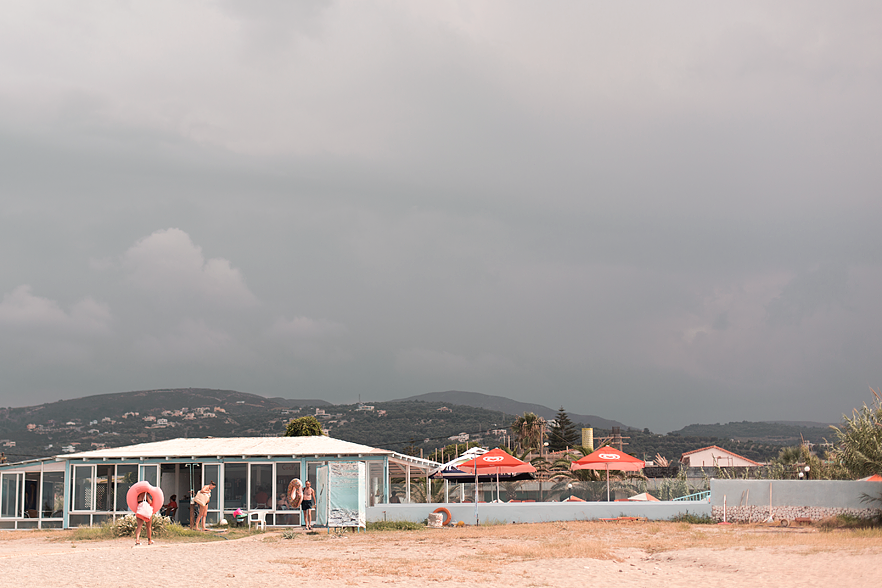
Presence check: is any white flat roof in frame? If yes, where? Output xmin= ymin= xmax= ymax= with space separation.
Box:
xmin=58 ymin=436 xmax=392 ymax=460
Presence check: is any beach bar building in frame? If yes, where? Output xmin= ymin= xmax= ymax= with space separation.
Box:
xmin=0 ymin=436 xmax=439 ymax=529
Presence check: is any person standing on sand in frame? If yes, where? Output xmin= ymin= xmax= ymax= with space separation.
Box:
xmin=134 ymin=490 xmax=153 ymax=546
xmin=194 ymin=481 xmax=216 ymax=531
xmin=301 ymin=480 xmax=315 ymax=530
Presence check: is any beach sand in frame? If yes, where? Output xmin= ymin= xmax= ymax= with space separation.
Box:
xmin=0 ymin=521 xmax=878 ymax=588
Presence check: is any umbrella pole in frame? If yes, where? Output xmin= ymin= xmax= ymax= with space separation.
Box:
xmin=606 ymin=465 xmax=610 ymax=502
xmin=474 ymin=469 xmax=479 ymax=525
xmin=496 ymin=468 xmax=500 ymax=503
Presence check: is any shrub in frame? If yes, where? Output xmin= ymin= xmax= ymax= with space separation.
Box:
xmin=367 ymin=520 xmax=424 ymax=531
xmin=110 ymin=514 xmax=172 ymax=537
xmin=669 ymin=512 xmax=715 ymax=524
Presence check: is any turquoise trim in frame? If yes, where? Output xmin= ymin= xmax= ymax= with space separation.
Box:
xmin=672 ymin=490 xmax=711 ymax=502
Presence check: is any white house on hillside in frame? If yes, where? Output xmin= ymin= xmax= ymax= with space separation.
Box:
xmin=680 ymin=446 xmax=760 ymax=468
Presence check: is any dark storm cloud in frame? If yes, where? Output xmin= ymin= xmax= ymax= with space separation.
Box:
xmin=0 ymin=2 xmax=880 ymax=432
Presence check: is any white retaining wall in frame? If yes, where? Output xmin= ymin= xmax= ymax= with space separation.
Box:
xmin=367 ymin=500 xmax=711 ymax=524
xmin=710 ymin=479 xmax=881 ymax=522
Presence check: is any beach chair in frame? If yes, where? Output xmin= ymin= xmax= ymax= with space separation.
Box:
xmin=248 ymin=510 xmax=270 ymax=530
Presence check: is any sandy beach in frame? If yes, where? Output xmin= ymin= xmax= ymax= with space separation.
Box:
xmin=0 ymin=521 xmax=878 ymax=588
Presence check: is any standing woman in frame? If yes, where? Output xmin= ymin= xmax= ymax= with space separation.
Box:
xmin=193 ymin=481 xmax=216 ymax=531
xmin=134 ymin=490 xmax=154 ymax=546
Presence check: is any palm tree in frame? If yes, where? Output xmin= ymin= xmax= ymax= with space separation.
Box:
xmin=511 ymin=412 xmax=546 ymax=453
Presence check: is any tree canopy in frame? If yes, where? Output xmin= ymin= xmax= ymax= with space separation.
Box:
xmin=548 ymin=406 xmax=580 ymax=451
xmin=284 ymin=415 xmax=325 ymax=437
xmin=511 ymin=412 xmax=546 ymax=452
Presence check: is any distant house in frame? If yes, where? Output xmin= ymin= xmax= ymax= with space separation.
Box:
xmin=436 ymin=407 xmax=452 ymax=413
xmin=355 ymin=405 xmax=374 ymax=412
xmin=680 ymin=446 xmax=760 ymax=468
xmin=448 ymin=433 xmax=469 ymax=443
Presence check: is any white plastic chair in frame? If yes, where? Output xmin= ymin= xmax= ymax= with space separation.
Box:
xmin=248 ymin=510 xmax=270 ymax=530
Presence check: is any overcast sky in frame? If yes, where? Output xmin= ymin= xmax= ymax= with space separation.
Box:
xmin=1 ymin=2 xmax=881 ymax=433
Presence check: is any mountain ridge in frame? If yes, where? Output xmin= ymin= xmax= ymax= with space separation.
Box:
xmin=392 ymin=390 xmax=630 ymax=430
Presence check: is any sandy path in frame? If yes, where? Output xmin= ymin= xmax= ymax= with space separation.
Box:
xmin=0 ymin=525 xmax=878 ymax=588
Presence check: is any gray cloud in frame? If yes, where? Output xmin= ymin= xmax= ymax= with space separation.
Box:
xmin=0 ymin=2 xmax=881 ymax=432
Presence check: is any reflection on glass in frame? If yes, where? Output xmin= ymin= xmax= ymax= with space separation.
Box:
xmin=140 ymin=465 xmax=158 ymax=486
xmin=205 ymin=464 xmax=220 ymax=510
xmin=96 ymin=465 xmax=114 ymax=511
xmin=250 ymin=464 xmax=273 ymax=509
xmin=72 ymin=466 xmax=93 ymax=511
xmin=116 ymin=465 xmax=137 ymax=511
xmin=1 ymin=474 xmax=21 ymax=518
xmin=41 ymin=472 xmax=64 ymax=518
xmin=224 ymin=463 xmax=246 ymax=510
xmin=275 ymin=462 xmax=300 ymax=510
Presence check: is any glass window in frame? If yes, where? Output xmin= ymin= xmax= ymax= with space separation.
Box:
xmin=71 ymin=466 xmax=94 ymax=511
xmin=204 ymin=464 xmax=220 ymax=510
xmin=24 ymin=473 xmax=39 ymax=517
xmin=368 ymin=461 xmax=385 ymax=506
xmin=115 ymin=465 xmax=138 ymax=511
xmin=1 ymin=473 xmax=21 ymax=518
xmin=250 ymin=464 xmax=273 ymax=509
xmin=223 ymin=463 xmax=247 ymax=510
xmin=275 ymin=462 xmax=300 ymax=510
xmin=95 ymin=465 xmax=114 ymax=512
xmin=41 ymin=472 xmax=64 ymax=518
xmin=139 ymin=465 xmax=158 ymax=486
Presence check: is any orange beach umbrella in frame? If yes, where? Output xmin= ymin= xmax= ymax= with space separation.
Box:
xmin=570 ymin=447 xmax=645 ymax=502
xmin=457 ymin=448 xmax=536 ymax=523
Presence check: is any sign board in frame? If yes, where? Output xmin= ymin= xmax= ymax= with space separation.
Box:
xmin=316 ymin=462 xmax=366 ymax=528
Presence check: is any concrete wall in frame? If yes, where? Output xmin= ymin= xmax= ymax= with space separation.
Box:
xmin=367 ymin=500 xmax=711 ymax=524
xmin=710 ymin=480 xmax=881 ymax=509
xmin=710 ymin=479 xmax=882 ymax=522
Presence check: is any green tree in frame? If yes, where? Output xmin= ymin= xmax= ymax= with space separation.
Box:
xmin=831 ymin=389 xmax=882 ymax=478
xmin=548 ymin=407 xmax=580 ymax=452
xmin=511 ymin=412 xmax=546 ymax=453
xmin=284 ymin=416 xmax=325 ymax=437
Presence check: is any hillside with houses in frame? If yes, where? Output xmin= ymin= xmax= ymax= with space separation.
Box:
xmin=0 ymin=387 xmax=833 ymax=465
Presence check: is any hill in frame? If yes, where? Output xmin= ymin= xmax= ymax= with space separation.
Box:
xmin=394 ymin=390 xmax=628 ymax=430
xmin=669 ymin=421 xmax=838 ymax=447
xmin=0 ymin=388 xmax=832 ymax=465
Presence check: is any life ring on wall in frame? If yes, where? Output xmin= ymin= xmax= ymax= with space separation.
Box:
xmin=126 ymin=481 xmax=164 ymax=517
xmin=432 ymin=507 xmax=452 ymax=526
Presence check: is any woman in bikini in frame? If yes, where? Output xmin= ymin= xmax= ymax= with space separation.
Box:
xmin=194 ymin=481 xmax=216 ymax=531
xmin=134 ymin=490 xmax=153 ymax=546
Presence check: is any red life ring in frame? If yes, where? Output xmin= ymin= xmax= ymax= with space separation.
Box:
xmin=126 ymin=481 xmax=164 ymax=518
xmin=432 ymin=507 xmax=452 ymax=526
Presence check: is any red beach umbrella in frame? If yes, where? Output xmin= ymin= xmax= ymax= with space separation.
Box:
xmin=457 ymin=448 xmax=536 ymax=523
xmin=457 ymin=448 xmax=537 ymax=474
xmin=570 ymin=447 xmax=645 ymax=502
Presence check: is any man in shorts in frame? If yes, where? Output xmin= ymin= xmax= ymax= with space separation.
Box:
xmin=301 ymin=480 xmax=315 ymax=530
